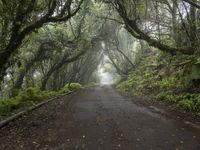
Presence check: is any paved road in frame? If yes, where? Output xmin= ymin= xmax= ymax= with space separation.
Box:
xmin=0 ymin=86 xmax=200 ymax=150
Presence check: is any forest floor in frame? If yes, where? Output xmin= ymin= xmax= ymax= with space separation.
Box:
xmin=0 ymin=86 xmax=200 ymax=150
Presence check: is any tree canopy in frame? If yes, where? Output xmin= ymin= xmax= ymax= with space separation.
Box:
xmin=1 ymin=0 xmax=200 ymax=115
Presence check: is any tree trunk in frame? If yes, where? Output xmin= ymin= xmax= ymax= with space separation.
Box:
xmin=189 ymin=0 xmax=198 ymax=49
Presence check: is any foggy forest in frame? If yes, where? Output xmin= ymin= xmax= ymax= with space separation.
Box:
xmin=0 ymin=0 xmax=200 ymax=149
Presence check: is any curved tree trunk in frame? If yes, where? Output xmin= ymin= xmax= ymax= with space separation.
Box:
xmin=0 ymin=0 xmax=83 ymax=82
xmin=113 ymin=0 xmax=195 ymax=55
xmin=41 ymin=49 xmax=87 ymax=90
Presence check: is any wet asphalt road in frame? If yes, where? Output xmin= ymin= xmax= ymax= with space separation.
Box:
xmin=0 ymin=86 xmax=200 ymax=150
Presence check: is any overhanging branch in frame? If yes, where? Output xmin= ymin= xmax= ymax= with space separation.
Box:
xmin=182 ymin=0 xmax=200 ymax=9
xmin=113 ymin=0 xmax=195 ymax=55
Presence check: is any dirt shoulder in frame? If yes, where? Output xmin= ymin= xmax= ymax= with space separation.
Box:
xmin=117 ymin=89 xmax=200 ymax=127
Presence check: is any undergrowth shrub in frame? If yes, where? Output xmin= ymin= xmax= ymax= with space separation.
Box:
xmin=59 ymin=86 xmax=71 ymax=94
xmin=19 ymin=87 xmax=44 ymax=103
xmin=117 ymin=79 xmax=136 ymax=91
xmin=154 ymin=76 xmax=177 ymax=90
xmin=179 ymin=99 xmax=196 ymax=112
xmin=155 ymin=92 xmax=200 ymax=112
xmin=117 ymin=52 xmax=200 ymax=113
xmin=0 ymin=98 xmax=20 ymax=116
xmin=59 ymin=83 xmax=82 ymax=94
xmin=0 ymin=83 xmax=83 ymax=117
xmin=64 ymin=83 xmax=82 ymax=91
xmin=156 ymin=92 xmax=186 ymax=104
xmin=179 ymin=94 xmax=200 ymax=112
xmin=0 ymin=87 xmax=57 ymax=116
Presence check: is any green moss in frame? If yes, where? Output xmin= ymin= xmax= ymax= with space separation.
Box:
xmin=64 ymin=83 xmax=82 ymax=91
xmin=59 ymin=86 xmax=71 ymax=94
xmin=0 ymin=87 xmax=59 ymax=117
xmin=59 ymin=83 xmax=82 ymax=94
xmin=68 ymin=83 xmax=82 ymax=90
xmin=0 ymin=98 xmax=20 ymax=116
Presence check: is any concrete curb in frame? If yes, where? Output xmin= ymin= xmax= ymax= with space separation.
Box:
xmin=0 ymin=91 xmax=74 ymax=128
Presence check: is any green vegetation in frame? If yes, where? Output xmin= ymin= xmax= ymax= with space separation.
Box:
xmin=0 ymin=0 xmax=103 ymax=118
xmin=60 ymin=83 xmax=83 ymax=94
xmin=1 ymin=0 xmax=200 ymax=117
xmin=67 ymin=83 xmax=83 ymax=91
xmin=0 ymin=83 xmax=82 ymax=117
xmin=117 ymin=52 xmax=200 ymax=113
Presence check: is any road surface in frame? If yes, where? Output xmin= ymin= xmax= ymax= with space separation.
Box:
xmin=0 ymin=86 xmax=200 ymax=150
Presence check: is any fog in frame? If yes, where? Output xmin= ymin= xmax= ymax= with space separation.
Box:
xmin=98 ymin=68 xmax=113 ymax=85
